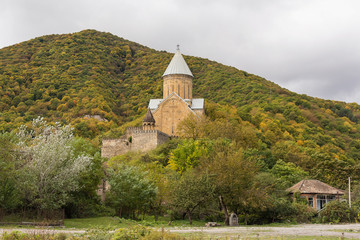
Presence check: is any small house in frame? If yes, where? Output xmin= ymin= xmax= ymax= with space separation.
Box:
xmin=287 ymin=179 xmax=345 ymax=211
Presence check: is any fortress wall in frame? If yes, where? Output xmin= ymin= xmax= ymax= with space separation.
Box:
xmin=157 ymin=131 xmax=171 ymax=145
xmin=101 ymin=136 xmax=129 ymax=158
xmin=130 ymin=130 xmax=160 ymax=152
xmin=101 ymin=129 xmax=170 ymax=158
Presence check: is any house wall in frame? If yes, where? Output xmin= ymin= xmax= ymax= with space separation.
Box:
xmin=300 ymin=193 xmax=317 ymax=210
xmin=299 ymin=193 xmax=343 ymax=210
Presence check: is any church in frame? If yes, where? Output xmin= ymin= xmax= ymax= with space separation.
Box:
xmin=148 ymin=46 xmax=204 ymax=136
xmin=101 ymin=47 xmax=204 ymax=158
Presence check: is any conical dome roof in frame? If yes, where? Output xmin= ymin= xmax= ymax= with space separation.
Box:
xmin=143 ymin=109 xmax=155 ymax=123
xmin=162 ymin=48 xmax=193 ymax=77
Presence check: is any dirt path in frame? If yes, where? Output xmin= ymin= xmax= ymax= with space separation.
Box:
xmin=1 ymin=224 xmax=360 ymax=238
xmin=169 ymin=224 xmax=360 ymax=238
xmin=0 ymin=228 xmax=86 ymax=235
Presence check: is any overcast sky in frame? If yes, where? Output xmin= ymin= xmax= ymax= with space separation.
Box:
xmin=1 ymin=0 xmax=360 ymax=103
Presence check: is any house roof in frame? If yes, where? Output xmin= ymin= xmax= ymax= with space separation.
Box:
xmin=162 ymin=49 xmax=193 ymax=77
xmin=143 ymin=109 xmax=155 ymax=123
xmin=287 ymin=179 xmax=345 ymax=195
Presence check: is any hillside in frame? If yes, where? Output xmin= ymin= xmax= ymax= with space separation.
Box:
xmin=1 ymin=30 xmax=360 ymax=188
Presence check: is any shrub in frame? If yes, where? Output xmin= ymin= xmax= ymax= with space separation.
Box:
xmin=112 ymin=225 xmax=151 ymax=240
xmin=111 ymin=226 xmax=184 ymax=240
xmin=319 ymin=200 xmax=353 ymax=223
xmin=291 ymin=202 xmax=316 ymax=223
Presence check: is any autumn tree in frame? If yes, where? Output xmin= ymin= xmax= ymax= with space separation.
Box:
xmin=168 ymin=139 xmax=211 ymax=174
xmin=107 ymin=164 xmax=157 ymax=219
xmin=170 ymin=170 xmax=216 ymax=224
xmin=201 ymin=141 xmax=259 ymax=225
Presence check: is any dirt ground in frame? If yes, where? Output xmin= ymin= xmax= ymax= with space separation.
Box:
xmin=1 ymin=224 xmax=360 ymax=239
xmin=169 ymin=224 xmax=360 ymax=239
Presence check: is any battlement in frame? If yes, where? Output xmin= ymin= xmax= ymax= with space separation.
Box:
xmin=101 ymin=127 xmax=170 ymax=158
xmin=126 ymin=127 xmax=143 ymax=132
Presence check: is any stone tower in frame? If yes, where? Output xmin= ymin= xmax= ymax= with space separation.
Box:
xmin=142 ymin=109 xmax=155 ymax=130
xmin=148 ymin=47 xmax=204 ymax=136
xmin=162 ymin=45 xmax=193 ymax=100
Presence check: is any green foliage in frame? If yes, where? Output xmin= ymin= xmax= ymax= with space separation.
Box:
xmin=112 ymin=225 xmax=150 ymax=240
xmin=319 ymin=200 xmax=354 ymax=223
xmin=0 ymin=178 xmax=20 ymax=210
xmin=112 ymin=226 xmax=183 ymax=240
xmin=65 ymin=138 xmax=106 ymax=218
xmin=291 ymin=202 xmax=316 ymax=223
xmin=107 ymin=165 xmax=157 ymax=218
xmin=271 ymin=160 xmax=309 ymax=188
xmin=170 ymin=170 xmax=216 ymax=224
xmin=15 ymin=117 xmax=92 ymax=210
xmin=168 ymin=139 xmax=211 ymax=174
xmin=0 ymin=132 xmax=21 ymax=209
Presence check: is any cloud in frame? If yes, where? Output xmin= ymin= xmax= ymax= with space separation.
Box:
xmin=1 ymin=0 xmax=359 ymax=103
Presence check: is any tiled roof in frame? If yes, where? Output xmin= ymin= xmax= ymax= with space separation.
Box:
xmin=287 ymin=179 xmax=345 ymax=195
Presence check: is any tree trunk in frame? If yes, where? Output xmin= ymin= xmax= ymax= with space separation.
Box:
xmin=153 ymin=206 xmax=159 ymax=221
xmin=187 ymin=209 xmax=192 ymax=225
xmin=219 ymin=195 xmax=229 ymax=226
xmin=118 ymin=208 xmax=122 ymax=218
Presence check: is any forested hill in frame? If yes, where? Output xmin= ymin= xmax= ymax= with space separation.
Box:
xmin=0 ymin=29 xmax=291 ymax=132
xmin=2 ymin=30 xmax=360 ymax=188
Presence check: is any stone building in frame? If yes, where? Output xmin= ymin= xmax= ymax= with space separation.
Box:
xmin=287 ymin=179 xmax=345 ymax=211
xmin=149 ymin=46 xmax=204 ymax=136
xmin=101 ymin=47 xmax=204 ymax=158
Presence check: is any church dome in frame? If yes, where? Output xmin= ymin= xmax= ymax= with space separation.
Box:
xmin=162 ymin=47 xmax=193 ymax=77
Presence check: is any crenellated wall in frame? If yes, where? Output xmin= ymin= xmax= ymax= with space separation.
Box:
xmin=101 ymin=128 xmax=170 ymax=158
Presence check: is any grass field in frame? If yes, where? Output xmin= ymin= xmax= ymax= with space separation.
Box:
xmin=64 ymin=216 xmax=207 ymax=229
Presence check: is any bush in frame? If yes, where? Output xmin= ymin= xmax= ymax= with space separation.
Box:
xmin=291 ymin=202 xmax=316 ymax=223
xmin=141 ymin=229 xmax=184 ymax=240
xmin=112 ymin=226 xmax=183 ymax=240
xmin=1 ymin=231 xmax=71 ymax=240
xmin=112 ymin=225 xmax=151 ymax=240
xmin=319 ymin=200 xmax=354 ymax=223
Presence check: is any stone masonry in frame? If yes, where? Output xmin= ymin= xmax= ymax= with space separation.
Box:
xmin=101 ymin=127 xmax=169 ymax=158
